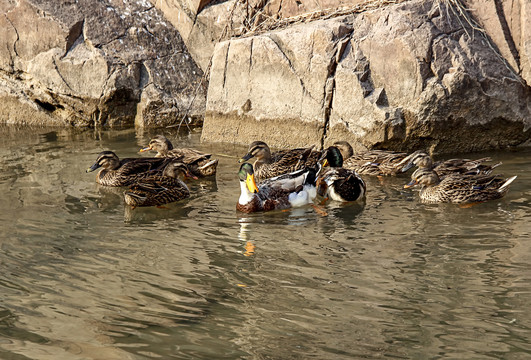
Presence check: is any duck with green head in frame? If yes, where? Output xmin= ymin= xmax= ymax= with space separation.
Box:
xmin=237 ymin=162 xmax=317 ymax=213
xmin=317 ymin=146 xmax=366 ymax=202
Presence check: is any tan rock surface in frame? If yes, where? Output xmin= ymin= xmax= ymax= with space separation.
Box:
xmin=0 ymin=0 xmax=205 ymax=128
xmin=202 ymin=0 xmax=531 ymax=153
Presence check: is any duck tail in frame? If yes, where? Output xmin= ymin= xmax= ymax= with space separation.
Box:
xmin=498 ymin=176 xmax=517 ymax=193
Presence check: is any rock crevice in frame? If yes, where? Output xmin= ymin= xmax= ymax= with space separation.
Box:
xmin=202 ymin=0 xmax=531 ymax=154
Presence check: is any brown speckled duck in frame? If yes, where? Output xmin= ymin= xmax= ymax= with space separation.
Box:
xmin=238 ymin=141 xmax=321 ymax=183
xmin=404 ymin=167 xmax=517 ymax=204
xmin=333 ymin=141 xmax=409 ymax=176
xmin=399 ymin=151 xmax=501 ymax=177
xmin=86 ymin=151 xmax=171 ymax=187
xmin=124 ymin=160 xmax=193 ymax=209
xmin=140 ymin=135 xmax=218 ymax=177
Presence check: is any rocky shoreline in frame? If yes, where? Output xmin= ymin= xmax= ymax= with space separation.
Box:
xmin=0 ymin=0 xmax=529 ymax=154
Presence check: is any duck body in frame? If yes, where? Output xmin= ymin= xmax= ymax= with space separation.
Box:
xmin=87 ymin=151 xmax=171 ymax=187
xmin=236 ymin=163 xmax=317 ymax=213
xmin=405 ymin=168 xmax=517 ymax=203
xmin=318 ymin=167 xmax=366 ymax=202
xmin=333 ymin=141 xmax=408 ymax=176
xmin=124 ymin=161 xmax=191 ymax=208
xmin=400 ymin=151 xmax=501 ymax=177
xmin=317 ymin=146 xmax=367 ymax=202
xmin=239 ymin=141 xmax=321 ymax=183
xmin=141 ymin=135 xmax=218 ymax=177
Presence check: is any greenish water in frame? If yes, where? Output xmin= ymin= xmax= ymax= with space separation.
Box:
xmin=0 ymin=125 xmax=530 ymax=360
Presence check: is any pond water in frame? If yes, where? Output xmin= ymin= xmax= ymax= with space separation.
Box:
xmin=0 ymin=125 xmax=530 ymax=360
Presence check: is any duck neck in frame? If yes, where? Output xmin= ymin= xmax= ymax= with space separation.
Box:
xmin=256 ymin=149 xmax=272 ymax=165
xmin=239 ymin=181 xmax=257 ymax=205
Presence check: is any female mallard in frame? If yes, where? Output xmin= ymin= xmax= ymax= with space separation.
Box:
xmin=404 ymin=167 xmax=517 ymax=203
xmin=238 ymin=141 xmax=321 ymax=183
xmin=140 ymin=135 xmax=218 ymax=177
xmin=237 ymin=162 xmax=317 ymax=213
xmin=124 ymin=160 xmax=192 ymax=209
xmin=399 ymin=151 xmax=501 ymax=177
xmin=317 ymin=146 xmax=366 ymax=202
xmin=333 ymin=141 xmax=409 ymax=176
xmin=86 ymin=151 xmax=171 ymax=186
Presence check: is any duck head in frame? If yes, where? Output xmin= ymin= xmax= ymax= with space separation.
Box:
xmin=163 ymin=160 xmax=197 ymax=180
xmin=400 ymin=151 xmax=433 ymax=172
xmin=86 ymin=151 xmax=120 ymax=172
xmin=320 ymin=146 xmax=343 ymax=168
xmin=140 ymin=135 xmax=174 ymax=154
xmin=238 ymin=163 xmax=259 ymax=194
xmin=404 ymin=168 xmax=440 ymax=188
xmin=239 ymin=141 xmax=271 ymax=163
xmin=332 ymin=141 xmax=354 ymax=160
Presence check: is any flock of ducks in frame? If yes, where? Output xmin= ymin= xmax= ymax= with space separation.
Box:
xmin=86 ymin=135 xmax=517 ymax=213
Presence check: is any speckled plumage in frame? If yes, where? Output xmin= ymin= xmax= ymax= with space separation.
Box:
xmin=141 ymin=135 xmax=218 ymax=177
xmin=399 ymin=151 xmax=501 ymax=177
xmin=124 ymin=161 xmax=191 ymax=208
xmin=86 ymin=151 xmax=171 ymax=187
xmin=406 ymin=168 xmax=517 ymax=203
xmin=333 ymin=141 xmax=409 ymax=176
xmin=239 ymin=141 xmax=321 ymax=183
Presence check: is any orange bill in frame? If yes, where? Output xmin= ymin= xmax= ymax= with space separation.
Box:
xmin=246 ymin=173 xmax=259 ymax=193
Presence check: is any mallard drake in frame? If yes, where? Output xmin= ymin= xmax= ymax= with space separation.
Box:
xmin=124 ymin=160 xmax=192 ymax=209
xmin=333 ymin=141 xmax=409 ymax=176
xmin=404 ymin=167 xmax=517 ymax=203
xmin=236 ymin=162 xmax=317 ymax=213
xmin=86 ymin=151 xmax=171 ymax=186
xmin=140 ymin=135 xmax=218 ymax=177
xmin=238 ymin=141 xmax=321 ymax=183
xmin=400 ymin=151 xmax=501 ymax=177
xmin=316 ymin=146 xmax=366 ymax=202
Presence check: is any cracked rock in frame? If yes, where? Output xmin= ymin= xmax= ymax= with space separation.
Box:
xmin=202 ymin=0 xmax=531 ymax=154
xmin=0 ymin=0 xmax=205 ymax=128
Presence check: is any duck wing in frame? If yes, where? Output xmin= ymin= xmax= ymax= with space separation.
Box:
xmin=119 ymin=157 xmax=172 ymax=177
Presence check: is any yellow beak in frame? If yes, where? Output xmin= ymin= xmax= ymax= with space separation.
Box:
xmin=323 ymin=159 xmax=329 ymax=167
xmin=246 ymin=173 xmax=259 ymax=193
xmin=139 ymin=146 xmax=152 ymax=153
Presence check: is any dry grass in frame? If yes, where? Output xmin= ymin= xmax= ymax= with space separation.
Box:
xmin=238 ymin=0 xmax=410 ymax=37
xmin=173 ymin=0 xmax=523 ymax=129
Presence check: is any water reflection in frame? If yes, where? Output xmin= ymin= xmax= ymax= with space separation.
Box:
xmin=0 ymin=126 xmax=530 ymax=359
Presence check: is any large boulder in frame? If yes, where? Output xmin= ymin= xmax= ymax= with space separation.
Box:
xmin=0 ymin=0 xmax=205 ymax=128
xmin=465 ymin=0 xmax=531 ymax=87
xmin=202 ymin=0 xmax=531 ymax=154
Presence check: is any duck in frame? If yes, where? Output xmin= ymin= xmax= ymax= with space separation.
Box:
xmin=86 ymin=151 xmax=172 ymax=186
xmin=236 ymin=162 xmax=317 ymax=213
xmin=333 ymin=141 xmax=409 ymax=176
xmin=404 ymin=167 xmax=517 ymax=203
xmin=238 ymin=141 xmax=321 ymax=183
xmin=399 ymin=151 xmax=501 ymax=177
xmin=140 ymin=135 xmax=218 ymax=177
xmin=124 ymin=160 xmax=193 ymax=209
xmin=317 ymin=146 xmax=366 ymax=202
